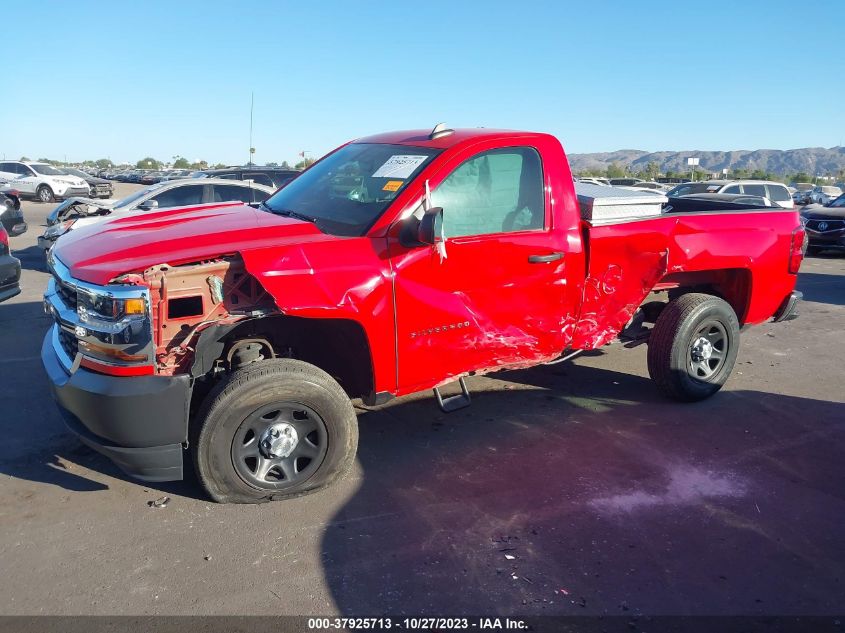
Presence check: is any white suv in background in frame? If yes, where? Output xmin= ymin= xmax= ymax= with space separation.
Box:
xmin=0 ymin=161 xmax=90 ymax=203
xmin=667 ymin=180 xmax=794 ymax=209
xmin=809 ymin=185 xmax=843 ymax=206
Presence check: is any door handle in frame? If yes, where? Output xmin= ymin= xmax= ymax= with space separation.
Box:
xmin=528 ymin=252 xmax=564 ymax=264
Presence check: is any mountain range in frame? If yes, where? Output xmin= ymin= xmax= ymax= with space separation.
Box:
xmin=567 ymin=146 xmax=845 ymax=176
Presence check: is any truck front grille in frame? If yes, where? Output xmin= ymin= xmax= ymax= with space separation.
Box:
xmin=55 ymin=279 xmax=78 ymax=309
xmin=58 ymin=328 xmax=79 ymax=359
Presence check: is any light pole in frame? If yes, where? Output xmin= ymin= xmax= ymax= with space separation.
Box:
xmin=687 ymin=157 xmax=700 ymax=182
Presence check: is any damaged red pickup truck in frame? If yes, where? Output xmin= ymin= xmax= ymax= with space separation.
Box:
xmin=42 ymin=127 xmax=804 ymax=503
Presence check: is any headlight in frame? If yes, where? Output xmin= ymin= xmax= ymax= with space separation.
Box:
xmin=78 ymin=293 xmax=147 ymax=321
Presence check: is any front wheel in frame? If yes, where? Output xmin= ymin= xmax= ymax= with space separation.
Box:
xmin=37 ymin=185 xmax=54 ymax=203
xmin=192 ymin=359 xmax=358 ymax=504
xmin=647 ymin=293 xmax=740 ymax=402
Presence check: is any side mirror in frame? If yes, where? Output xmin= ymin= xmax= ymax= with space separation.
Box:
xmin=138 ymin=199 xmax=158 ymax=211
xmin=400 ymin=207 xmax=443 ymax=247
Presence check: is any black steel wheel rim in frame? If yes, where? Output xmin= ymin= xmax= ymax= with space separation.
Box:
xmin=231 ymin=402 xmax=328 ymax=490
xmin=688 ymin=320 xmax=728 ymax=380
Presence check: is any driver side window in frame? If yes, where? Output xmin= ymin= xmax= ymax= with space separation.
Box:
xmin=432 ymin=147 xmax=544 ymax=238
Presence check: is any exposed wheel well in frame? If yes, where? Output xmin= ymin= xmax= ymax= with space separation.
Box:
xmin=657 ymin=268 xmax=751 ymax=323
xmin=190 ymin=315 xmax=375 ymax=401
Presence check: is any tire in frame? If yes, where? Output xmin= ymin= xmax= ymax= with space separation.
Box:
xmin=192 ymin=358 xmax=358 ymax=504
xmin=36 ymin=185 xmax=54 ymax=203
xmin=647 ymin=293 xmax=740 ymax=402
xmin=806 ymin=245 xmax=822 ymax=256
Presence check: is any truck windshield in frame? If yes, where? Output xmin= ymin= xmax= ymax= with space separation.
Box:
xmin=262 ymin=143 xmax=440 ymax=236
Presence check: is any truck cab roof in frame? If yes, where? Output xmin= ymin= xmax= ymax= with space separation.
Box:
xmin=354 ymin=128 xmax=550 ymax=150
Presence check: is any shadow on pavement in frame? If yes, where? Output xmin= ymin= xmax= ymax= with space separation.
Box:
xmin=10 ymin=244 xmax=48 ymax=273
xmin=796 ymin=271 xmax=845 ymax=307
xmin=319 ymin=362 xmax=845 ymax=616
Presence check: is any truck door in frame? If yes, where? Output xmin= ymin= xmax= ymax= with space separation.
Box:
xmin=390 ymin=145 xmax=577 ymax=394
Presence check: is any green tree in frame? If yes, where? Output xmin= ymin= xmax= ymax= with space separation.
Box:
xmin=279 ymin=161 xmax=292 ymax=169
xmin=172 ymin=156 xmax=190 ymax=169
xmin=294 ymin=158 xmax=315 ymax=170
xmin=95 ymin=158 xmax=113 ymax=168
xmin=19 ymin=156 xmax=30 ymax=162
xmin=606 ymin=162 xmax=627 ymax=179
xmin=642 ymin=161 xmax=660 ymax=181
xmin=136 ymin=157 xmax=161 ymax=169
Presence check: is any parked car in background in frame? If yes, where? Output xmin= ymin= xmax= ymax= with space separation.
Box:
xmin=0 ymin=189 xmax=27 ymax=236
xmin=626 ymin=181 xmax=670 ymax=192
xmin=0 ymin=161 xmax=89 ymax=203
xmin=577 ymin=177 xmax=610 ymax=186
xmin=667 ymin=180 xmax=793 ymax=209
xmin=162 ymin=170 xmax=192 ymax=181
xmin=793 ymin=189 xmax=812 ymax=205
xmin=191 ymin=166 xmax=300 ymax=189
xmin=0 ymin=225 xmax=21 ymax=303
xmin=140 ymin=171 xmax=168 ymax=185
xmin=809 ymin=185 xmax=843 ymax=206
xmin=802 ymin=193 xmax=845 ymax=255
xmin=38 ymin=178 xmax=276 ymax=248
xmin=60 ymin=167 xmax=114 ymax=199
xmin=608 ymin=178 xmax=644 ymax=186
xmin=677 ymin=193 xmax=774 ymax=208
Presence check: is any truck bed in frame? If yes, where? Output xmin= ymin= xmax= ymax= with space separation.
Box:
xmin=572 ymin=207 xmax=800 ymax=349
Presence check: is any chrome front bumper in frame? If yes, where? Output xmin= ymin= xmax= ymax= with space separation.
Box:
xmin=42 ymin=254 xmax=155 ymax=374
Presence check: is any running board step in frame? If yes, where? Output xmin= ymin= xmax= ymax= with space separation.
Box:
xmin=433 ymin=377 xmax=471 ymax=412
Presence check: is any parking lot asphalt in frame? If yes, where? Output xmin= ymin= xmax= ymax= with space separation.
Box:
xmin=0 ymin=189 xmax=843 ymax=616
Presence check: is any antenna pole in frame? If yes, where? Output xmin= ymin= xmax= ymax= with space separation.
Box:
xmin=249 ymin=92 xmax=254 ymax=165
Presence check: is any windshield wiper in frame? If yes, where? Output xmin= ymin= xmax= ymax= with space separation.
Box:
xmin=259 ymin=202 xmax=319 ymax=225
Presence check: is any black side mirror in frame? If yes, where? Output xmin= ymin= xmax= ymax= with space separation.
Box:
xmin=400 ymin=206 xmax=443 ymax=247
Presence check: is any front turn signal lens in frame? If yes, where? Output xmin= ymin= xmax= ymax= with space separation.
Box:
xmin=123 ymin=298 xmax=146 ymax=315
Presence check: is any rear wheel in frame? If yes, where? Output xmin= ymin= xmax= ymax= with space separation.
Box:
xmin=647 ymin=293 xmax=740 ymax=402
xmin=192 ymin=359 xmax=358 ymax=504
xmin=37 ymin=185 xmax=54 ymax=203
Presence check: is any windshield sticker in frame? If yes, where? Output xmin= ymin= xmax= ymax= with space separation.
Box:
xmin=382 ymin=180 xmax=403 ymax=192
xmin=372 ymin=155 xmax=428 ymax=179
xmin=706 ymin=185 xmax=720 ymax=191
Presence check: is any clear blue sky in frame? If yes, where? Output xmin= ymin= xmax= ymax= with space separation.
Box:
xmin=3 ymin=0 xmax=843 ymax=165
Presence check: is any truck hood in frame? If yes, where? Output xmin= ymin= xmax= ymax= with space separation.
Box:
xmin=53 ymin=202 xmax=328 ymax=285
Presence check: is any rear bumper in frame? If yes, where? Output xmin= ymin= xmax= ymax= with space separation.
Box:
xmin=0 ymin=253 xmax=21 ymax=303
xmin=773 ymin=290 xmax=802 ymax=323
xmin=41 ymin=329 xmax=191 ymax=481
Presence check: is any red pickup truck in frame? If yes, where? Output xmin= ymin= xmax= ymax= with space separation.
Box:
xmin=42 ymin=127 xmax=805 ymax=503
